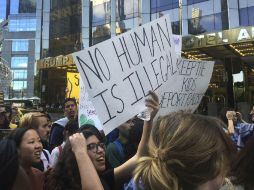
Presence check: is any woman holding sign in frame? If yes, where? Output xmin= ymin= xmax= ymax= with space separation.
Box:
xmin=44 ymin=90 xmax=160 ymax=190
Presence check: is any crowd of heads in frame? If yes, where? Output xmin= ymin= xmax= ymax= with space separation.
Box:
xmin=1 ymin=96 xmax=254 ymax=190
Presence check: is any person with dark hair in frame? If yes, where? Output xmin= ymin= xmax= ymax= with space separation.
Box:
xmin=126 ymin=112 xmax=236 ymax=190
xmin=0 ymin=138 xmax=31 ymax=190
xmin=0 ymin=106 xmax=17 ymax=129
xmin=45 ymin=90 xmax=159 ymax=190
xmin=7 ymin=127 xmax=44 ymax=190
xmin=226 ymin=110 xmax=254 ymax=149
xmin=106 ymin=118 xmax=134 ymax=168
xmin=49 ymin=98 xmax=78 ymax=151
xmin=222 ymin=134 xmax=254 ymax=190
xmin=0 ymin=106 xmax=9 ymax=129
xmin=51 ymin=120 xmax=79 ymax=167
xmin=20 ymin=112 xmax=52 ymax=171
xmin=44 ymin=133 xmax=104 ymax=190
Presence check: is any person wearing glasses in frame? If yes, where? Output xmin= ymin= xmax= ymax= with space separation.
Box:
xmin=44 ymin=90 xmax=160 ymax=190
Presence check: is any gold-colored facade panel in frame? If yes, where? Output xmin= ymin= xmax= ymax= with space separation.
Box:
xmin=37 ymin=54 xmax=74 ymax=69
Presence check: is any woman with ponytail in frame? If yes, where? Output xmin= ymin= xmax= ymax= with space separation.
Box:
xmin=127 ymin=112 xmax=236 ymax=190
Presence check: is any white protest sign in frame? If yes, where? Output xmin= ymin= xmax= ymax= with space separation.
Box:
xmin=173 ymin=35 xmax=182 ymax=57
xmin=79 ymin=79 xmax=103 ymax=130
xmin=73 ymin=15 xmax=177 ymax=134
xmin=72 ymin=15 xmax=214 ymax=134
xmin=158 ymin=58 xmax=214 ymax=117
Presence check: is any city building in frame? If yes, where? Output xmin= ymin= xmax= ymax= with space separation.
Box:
xmin=36 ymin=0 xmax=254 ymax=118
xmin=0 ymin=0 xmax=47 ymax=99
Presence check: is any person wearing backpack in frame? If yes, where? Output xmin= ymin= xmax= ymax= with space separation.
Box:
xmin=106 ymin=118 xmax=134 ymax=168
xmin=51 ymin=120 xmax=78 ymax=167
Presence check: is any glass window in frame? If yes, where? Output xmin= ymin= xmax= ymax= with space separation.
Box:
xmin=12 ymin=81 xmax=27 ymax=90
xmin=92 ymin=24 xmax=111 ymax=45
xmin=19 ymin=0 xmax=36 ymax=13
xmin=12 ymin=70 xmax=27 ymax=79
xmin=12 ymin=40 xmax=29 ymax=51
xmin=188 ymin=13 xmax=226 ymax=35
xmin=116 ymin=0 xmax=139 ymax=20
xmin=9 ymin=18 xmax=36 ymax=32
xmin=11 ymin=57 xmax=28 ymax=68
xmin=10 ymin=0 xmax=19 ymax=14
xmin=187 ymin=0 xmax=208 ymax=5
xmin=115 ymin=17 xmax=139 ymax=34
xmin=239 ymin=6 xmax=254 ymax=26
xmin=92 ymin=1 xmax=111 ymax=26
xmin=0 ymin=0 xmax=7 ymax=22
xmin=151 ymin=0 xmax=179 ymax=13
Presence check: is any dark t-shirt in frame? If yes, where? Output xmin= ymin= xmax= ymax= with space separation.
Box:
xmin=99 ymin=169 xmax=115 ymax=190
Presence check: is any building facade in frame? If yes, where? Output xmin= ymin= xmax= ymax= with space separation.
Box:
xmin=0 ymin=0 xmax=45 ymax=98
xmin=37 ymin=0 xmax=254 ymax=117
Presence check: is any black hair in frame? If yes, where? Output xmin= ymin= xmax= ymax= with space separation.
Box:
xmin=0 ymin=139 xmax=19 ymax=190
xmin=64 ymin=120 xmax=79 ymax=135
xmin=78 ymin=124 xmax=105 ymax=143
xmin=63 ymin=98 xmax=77 ymax=107
xmin=7 ymin=127 xmax=35 ymax=147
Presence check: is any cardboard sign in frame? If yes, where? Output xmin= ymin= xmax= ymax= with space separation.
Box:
xmin=158 ymin=58 xmax=214 ymax=117
xmin=79 ymin=80 xmax=103 ymax=130
xmin=72 ymin=15 xmax=214 ymax=134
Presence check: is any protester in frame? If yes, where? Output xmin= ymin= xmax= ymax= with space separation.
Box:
xmin=11 ymin=106 xmax=21 ymax=126
xmin=106 ymin=118 xmax=134 ymax=167
xmin=0 ymin=106 xmax=9 ymax=129
xmin=50 ymin=120 xmax=79 ymax=167
xmin=49 ymin=98 xmax=78 ymax=151
xmin=125 ymin=112 xmax=235 ymax=190
xmin=45 ymin=90 xmax=159 ymax=190
xmin=8 ymin=127 xmax=44 ymax=190
xmin=0 ymin=138 xmax=32 ymax=190
xmin=44 ymin=133 xmax=104 ymax=190
xmin=223 ymin=135 xmax=254 ymax=190
xmin=226 ymin=110 xmax=254 ymax=149
xmin=0 ymin=105 xmax=17 ymax=129
xmin=19 ymin=112 xmax=51 ymax=171
xmin=249 ymin=105 xmax=254 ymax=123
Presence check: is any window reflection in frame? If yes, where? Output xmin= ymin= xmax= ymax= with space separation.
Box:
xmin=151 ymin=0 xmax=179 ymax=13
xmin=11 ymin=57 xmax=28 ymax=68
xmin=92 ymin=24 xmax=111 ymax=45
xmin=116 ymin=0 xmax=139 ymax=20
xmin=10 ymin=0 xmax=36 ymax=14
xmin=187 ymin=0 xmax=208 ymax=5
xmin=12 ymin=40 xmax=29 ymax=51
xmin=239 ymin=6 xmax=254 ymax=26
xmin=9 ymin=18 xmax=36 ymax=31
xmin=188 ymin=12 xmax=228 ymax=35
xmin=0 ymin=0 xmax=7 ymax=21
xmin=12 ymin=81 xmax=27 ymax=90
xmin=92 ymin=1 xmax=111 ymax=26
xmin=116 ymin=17 xmax=139 ymax=34
xmin=12 ymin=70 xmax=27 ymax=79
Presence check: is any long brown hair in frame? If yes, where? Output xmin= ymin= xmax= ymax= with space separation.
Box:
xmin=134 ymin=112 xmax=235 ymax=190
xmin=232 ymin=135 xmax=254 ymax=190
xmin=44 ymin=139 xmax=81 ymax=190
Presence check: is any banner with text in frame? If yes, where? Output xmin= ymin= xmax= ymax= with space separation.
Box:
xmin=72 ymin=15 xmax=214 ymax=134
xmin=79 ymin=79 xmax=103 ymax=130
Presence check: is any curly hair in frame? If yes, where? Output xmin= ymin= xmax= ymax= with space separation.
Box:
xmin=133 ymin=112 xmax=236 ymax=190
xmin=44 ymin=139 xmax=81 ymax=190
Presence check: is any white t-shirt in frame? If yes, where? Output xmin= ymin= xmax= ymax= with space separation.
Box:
xmin=51 ymin=142 xmax=65 ymax=167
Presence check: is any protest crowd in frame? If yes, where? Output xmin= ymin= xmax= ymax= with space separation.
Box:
xmin=1 ymin=16 xmax=254 ymax=190
xmin=1 ymin=93 xmax=254 ymax=190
